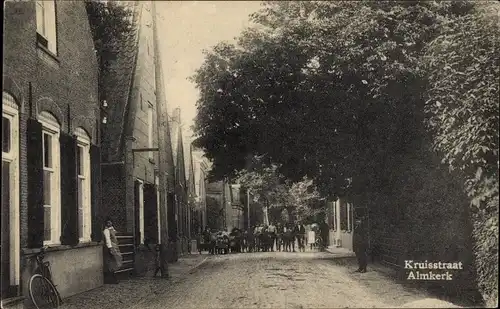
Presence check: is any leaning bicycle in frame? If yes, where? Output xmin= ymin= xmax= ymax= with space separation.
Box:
xmin=315 ymin=236 xmax=325 ymax=251
xmin=29 ymin=246 xmax=62 ymax=309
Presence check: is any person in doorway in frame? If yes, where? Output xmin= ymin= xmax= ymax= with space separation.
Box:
xmin=353 ymin=217 xmax=369 ymax=273
xmin=103 ymin=218 xmax=123 ymax=284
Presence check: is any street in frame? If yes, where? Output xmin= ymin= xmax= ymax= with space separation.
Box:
xmin=129 ymin=251 xmax=448 ymax=309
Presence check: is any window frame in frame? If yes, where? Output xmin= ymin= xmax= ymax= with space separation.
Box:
xmin=137 ymin=179 xmax=145 ymax=244
xmin=35 ymin=0 xmax=58 ymax=55
xmin=75 ymin=128 xmax=92 ymax=243
xmin=40 ymin=112 xmax=61 ymax=246
xmin=2 ymin=94 xmax=21 ymax=288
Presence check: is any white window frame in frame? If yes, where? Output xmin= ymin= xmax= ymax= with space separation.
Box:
xmin=155 ymin=176 xmax=161 ymax=243
xmin=2 ymin=92 xmax=21 ymax=287
xmin=137 ymin=179 xmax=145 ymax=244
xmin=36 ymin=0 xmax=58 ymax=54
xmin=40 ymin=112 xmax=61 ymax=246
xmin=147 ymin=102 xmax=154 ymax=160
xmin=75 ymin=128 xmax=92 ymax=243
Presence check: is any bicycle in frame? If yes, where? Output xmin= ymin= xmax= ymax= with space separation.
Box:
xmin=315 ymin=236 xmax=325 ymax=251
xmin=28 ymin=246 xmax=62 ymax=309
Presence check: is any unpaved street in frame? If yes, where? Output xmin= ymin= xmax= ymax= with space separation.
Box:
xmin=132 ymin=251 xmax=438 ymax=309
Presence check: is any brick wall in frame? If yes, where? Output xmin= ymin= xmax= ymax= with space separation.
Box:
xmin=3 ymin=0 xmax=99 ymax=248
xmin=101 ymin=164 xmax=127 ymax=232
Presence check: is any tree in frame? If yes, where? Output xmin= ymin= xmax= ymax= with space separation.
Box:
xmin=423 ymin=3 xmax=499 ymax=306
xmin=191 ymin=1 xmax=475 ymax=199
xmin=235 ymin=157 xmax=321 ymax=224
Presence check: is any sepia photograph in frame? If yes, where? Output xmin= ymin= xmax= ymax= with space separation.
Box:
xmin=1 ymin=0 xmax=499 ymax=308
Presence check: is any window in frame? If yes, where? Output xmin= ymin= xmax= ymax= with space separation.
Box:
xmin=137 ymin=179 xmax=145 ymax=244
xmin=36 ymin=0 xmax=57 ymax=54
xmin=147 ymin=103 xmax=154 ymax=160
xmin=40 ymin=112 xmax=61 ymax=245
xmin=2 ymin=92 xmax=20 ymax=292
xmin=75 ymin=128 xmax=91 ymax=242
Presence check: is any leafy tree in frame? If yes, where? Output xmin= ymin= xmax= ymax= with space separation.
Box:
xmin=423 ymin=3 xmax=499 ymax=306
xmin=235 ymin=157 xmax=321 ymax=224
xmin=191 ymin=1 xmax=474 ymax=199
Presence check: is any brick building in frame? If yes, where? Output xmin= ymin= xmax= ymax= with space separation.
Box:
xmin=2 ymin=1 xmax=103 ymax=307
xmin=99 ymin=0 xmax=174 ymax=269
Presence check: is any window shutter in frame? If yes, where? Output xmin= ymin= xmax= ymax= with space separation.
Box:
xmin=27 ymin=119 xmax=44 ymax=248
xmin=134 ymin=180 xmax=141 ymax=246
xmin=90 ymin=144 xmax=101 ymax=242
xmin=60 ymin=133 xmax=79 ymax=245
xmin=143 ymin=184 xmax=158 ymax=244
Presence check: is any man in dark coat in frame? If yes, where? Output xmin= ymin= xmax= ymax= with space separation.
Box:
xmin=353 ymin=217 xmax=369 ymax=273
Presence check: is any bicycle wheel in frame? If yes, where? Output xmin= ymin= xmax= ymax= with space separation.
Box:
xmin=315 ymin=237 xmax=323 ymax=250
xmin=29 ymin=274 xmax=61 ymax=309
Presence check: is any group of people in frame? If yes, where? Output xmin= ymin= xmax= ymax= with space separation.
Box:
xmin=246 ymin=222 xmax=329 ymax=253
xmin=199 ymin=221 xmax=329 ymax=255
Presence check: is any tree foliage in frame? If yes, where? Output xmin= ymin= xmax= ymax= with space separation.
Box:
xmin=191 ymin=1 xmax=475 ymax=198
xmin=235 ymin=157 xmax=321 ymax=224
xmin=423 ymin=3 xmax=499 ymax=306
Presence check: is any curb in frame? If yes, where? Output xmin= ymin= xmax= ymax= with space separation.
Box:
xmin=181 ymin=255 xmax=210 ymax=276
xmin=324 ymin=248 xmax=356 ymax=259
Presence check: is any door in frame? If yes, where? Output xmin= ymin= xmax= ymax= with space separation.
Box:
xmin=1 ymin=160 xmax=11 ymax=298
xmin=2 ymin=94 xmax=20 ymax=298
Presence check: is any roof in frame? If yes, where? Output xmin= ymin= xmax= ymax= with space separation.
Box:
xmin=100 ymin=1 xmax=141 ymax=161
xmin=169 ymin=116 xmax=180 ymax=166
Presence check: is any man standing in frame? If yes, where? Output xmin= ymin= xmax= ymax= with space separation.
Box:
xmin=297 ymin=222 xmax=306 ymax=252
xmin=276 ymin=223 xmax=284 ymax=252
xmin=268 ymin=222 xmax=277 ymax=251
xmin=353 ymin=217 xmax=369 ymax=273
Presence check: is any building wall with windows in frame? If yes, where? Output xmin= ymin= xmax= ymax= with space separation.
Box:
xmin=2 ymin=0 xmax=102 ymax=304
xmin=98 ymin=1 xmax=174 ymax=270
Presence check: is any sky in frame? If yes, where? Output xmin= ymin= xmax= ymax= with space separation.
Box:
xmin=156 ymin=1 xmax=262 ymax=133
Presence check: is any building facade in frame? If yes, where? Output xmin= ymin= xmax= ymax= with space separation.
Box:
xmin=2 ymin=0 xmax=102 ymax=306
xmin=192 ymin=148 xmax=210 ymax=232
xmin=326 ymin=198 xmax=358 ymax=251
xmin=99 ymin=0 xmax=172 ymax=272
